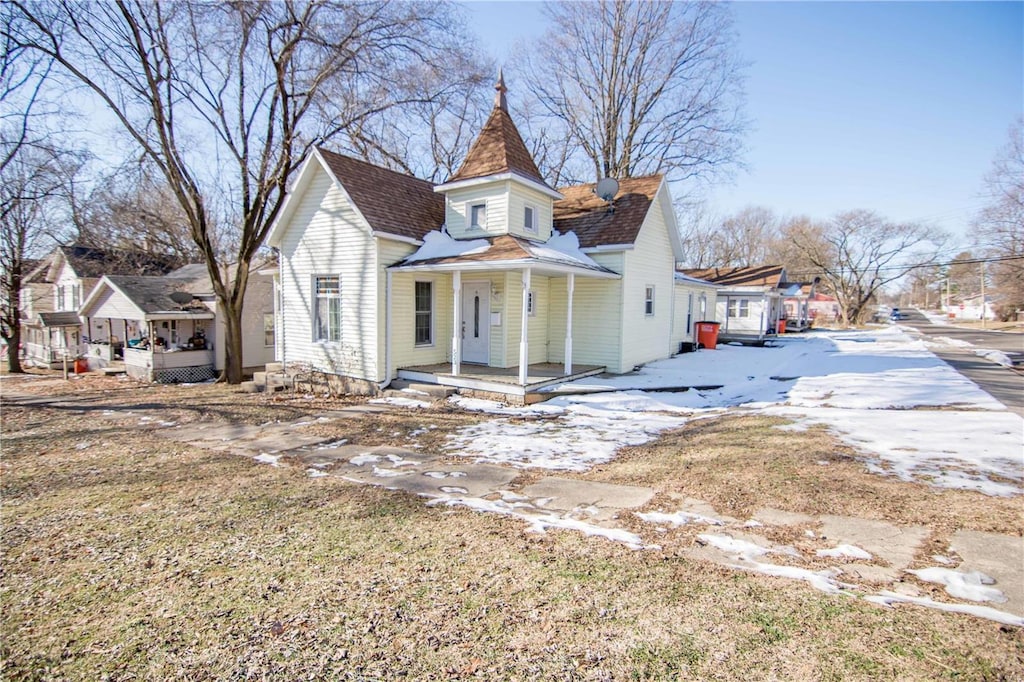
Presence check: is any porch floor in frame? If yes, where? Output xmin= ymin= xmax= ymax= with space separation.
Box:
xmin=397 ymin=362 xmax=604 ymax=397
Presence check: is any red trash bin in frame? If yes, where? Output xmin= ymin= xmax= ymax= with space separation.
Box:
xmin=777 ymin=319 xmax=786 ymax=334
xmin=695 ymin=321 xmax=720 ymax=350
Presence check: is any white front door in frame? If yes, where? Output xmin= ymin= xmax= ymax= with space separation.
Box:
xmin=461 ymin=281 xmax=490 ymax=364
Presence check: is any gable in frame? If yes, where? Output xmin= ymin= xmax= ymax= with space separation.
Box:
xmin=269 ymin=149 xmax=443 ymax=248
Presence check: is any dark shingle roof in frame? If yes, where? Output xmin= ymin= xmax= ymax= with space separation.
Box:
xmin=105 ymin=275 xmax=204 ymax=314
xmin=317 ymin=148 xmax=444 ymax=242
xmin=448 ymin=106 xmax=549 ymax=189
xmin=680 ymin=265 xmax=787 ymax=289
xmin=57 ymin=244 xmax=181 ymax=279
xmin=553 ymin=175 xmax=663 ymax=249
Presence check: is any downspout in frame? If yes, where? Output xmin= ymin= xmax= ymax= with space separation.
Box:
xmin=383 ymin=268 xmax=393 ymax=391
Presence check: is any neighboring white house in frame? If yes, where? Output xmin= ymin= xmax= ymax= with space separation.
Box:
xmin=267 ymin=75 xmax=715 ymax=401
xmin=680 ymin=265 xmax=798 ymax=343
xmin=79 ymin=264 xmax=275 ymax=382
xmin=672 ymin=272 xmax=720 ymax=351
xmin=20 ymin=244 xmax=180 ymax=369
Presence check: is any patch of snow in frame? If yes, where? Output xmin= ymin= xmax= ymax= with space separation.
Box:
xmin=404 ymin=230 xmax=489 ymax=262
xmin=866 ymin=591 xmax=1023 ymax=627
xmin=371 ymin=465 xmax=407 ymax=478
xmin=385 ymin=454 xmax=418 ymax=467
xmin=525 ymin=231 xmax=606 ymax=270
xmin=439 ymin=486 xmax=469 ymax=494
xmin=770 ymin=406 xmax=1023 ymax=497
xmin=907 ymin=567 xmax=1007 ymax=603
xmin=349 ymin=454 xmax=379 ymax=466
xmin=369 ymin=396 xmax=431 ymax=409
xmin=932 ymin=554 xmax=953 ymax=565
xmin=318 ymin=439 xmax=349 ymax=449
xmin=306 ymin=468 xmax=328 ymax=478
xmin=254 ymin=453 xmax=281 ymax=467
xmin=816 ymin=544 xmax=873 ymax=560
xmin=426 ymin=496 xmax=654 ymax=550
xmin=637 ymin=510 xmax=724 ymax=527
xmin=731 ymin=560 xmax=851 ymax=596
xmin=928 ymin=336 xmax=973 ymax=348
xmin=975 ymin=349 xmax=1014 ymax=367
xmin=446 ymin=392 xmax=690 ymax=471
xmin=75 ymin=442 xmax=91 ymax=450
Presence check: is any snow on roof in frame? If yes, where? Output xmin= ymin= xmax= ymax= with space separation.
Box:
xmin=674 ymin=272 xmax=718 ymax=287
xmin=404 ymin=231 xmax=490 ymax=263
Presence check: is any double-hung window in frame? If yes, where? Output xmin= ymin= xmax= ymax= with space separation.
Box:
xmin=470 ymin=203 xmax=487 ymax=230
xmin=728 ymin=299 xmax=750 ymax=318
xmin=524 ymin=205 xmax=538 ymax=234
xmin=263 ymin=313 xmax=275 ymax=347
xmin=314 ymin=275 xmax=341 ymax=342
xmin=414 ymin=281 xmax=433 ymax=346
xmin=644 ymin=286 xmax=655 ymax=316
xmin=527 ymin=290 xmax=536 ymax=316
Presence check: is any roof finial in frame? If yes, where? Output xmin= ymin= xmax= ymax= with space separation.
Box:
xmin=495 ymin=68 xmax=508 ymax=112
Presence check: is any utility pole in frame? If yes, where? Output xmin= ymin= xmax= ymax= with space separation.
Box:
xmin=980 ymin=261 xmax=987 ymax=329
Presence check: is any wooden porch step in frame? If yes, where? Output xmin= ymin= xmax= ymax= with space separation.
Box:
xmin=99 ymin=366 xmax=126 ymax=376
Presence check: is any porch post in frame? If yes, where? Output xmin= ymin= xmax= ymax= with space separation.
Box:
xmin=519 ymin=268 xmax=531 ymax=385
xmin=564 ymin=273 xmax=574 ymax=375
xmin=451 ymin=270 xmax=462 ymax=376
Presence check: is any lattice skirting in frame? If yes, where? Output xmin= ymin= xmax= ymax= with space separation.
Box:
xmin=154 ymin=365 xmax=216 ymax=384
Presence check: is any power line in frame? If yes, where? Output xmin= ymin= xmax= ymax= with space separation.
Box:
xmin=786 ymin=253 xmax=1024 ymax=279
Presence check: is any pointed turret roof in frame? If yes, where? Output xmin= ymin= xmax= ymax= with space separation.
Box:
xmin=447 ymin=72 xmax=551 ymax=190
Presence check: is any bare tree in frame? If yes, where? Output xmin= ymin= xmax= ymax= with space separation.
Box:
xmin=69 ymin=160 xmax=200 ymax=263
xmin=0 ymin=9 xmax=54 ymax=174
xmin=516 ymin=0 xmax=746 ymax=184
xmin=786 ymin=210 xmax=948 ymax=325
xmin=706 ymin=206 xmax=779 ymax=267
xmin=9 ymin=0 xmax=476 ymax=382
xmin=0 ymin=144 xmax=77 ymax=371
xmin=973 ymin=117 xmax=1024 ymax=319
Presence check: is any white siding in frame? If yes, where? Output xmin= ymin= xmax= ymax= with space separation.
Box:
xmin=547 ymin=252 xmax=625 ymax=372
xmin=671 ymin=283 xmax=717 ymax=349
xmin=620 ymin=190 xmax=677 ymax=370
xmin=277 ymin=165 xmax=380 ymax=381
xmin=83 ymin=286 xmax=143 ymax=321
xmin=501 ymin=272 xmax=551 ymax=367
xmin=240 ymin=274 xmax=275 ymax=370
xmin=445 ymin=185 xmax=509 ymax=240
xmin=506 ymin=184 xmax=553 ymax=242
xmin=386 ymin=244 xmax=454 ymax=376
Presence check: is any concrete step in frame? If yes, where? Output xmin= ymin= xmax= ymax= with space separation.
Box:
xmin=265 ymin=362 xmax=284 ymax=373
xmin=99 ymin=367 xmax=126 ymax=376
xmin=407 ymin=383 xmax=456 ymax=398
xmin=267 ymin=374 xmax=293 ymax=388
xmin=239 ymin=381 xmax=259 ymax=393
xmin=253 ymin=371 xmax=267 ymax=386
xmin=388 ymin=379 xmax=414 ymax=391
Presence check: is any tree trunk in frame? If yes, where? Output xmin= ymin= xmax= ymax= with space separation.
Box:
xmin=220 ymin=300 xmax=245 ymax=384
xmin=5 ymin=325 xmax=25 ymax=373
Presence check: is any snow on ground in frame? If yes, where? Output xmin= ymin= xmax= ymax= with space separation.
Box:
xmin=447 ymin=326 xmax=1023 ymax=495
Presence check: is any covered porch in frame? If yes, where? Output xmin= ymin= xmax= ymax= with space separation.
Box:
xmin=388 ymin=233 xmax=620 ymax=395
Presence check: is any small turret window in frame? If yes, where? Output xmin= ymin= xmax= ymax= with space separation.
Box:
xmin=524 ymin=205 xmax=537 ymax=233
xmin=470 ymin=203 xmax=487 ymax=230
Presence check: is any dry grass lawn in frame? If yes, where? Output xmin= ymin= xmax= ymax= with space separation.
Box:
xmin=1 ymin=371 xmax=1022 ymax=680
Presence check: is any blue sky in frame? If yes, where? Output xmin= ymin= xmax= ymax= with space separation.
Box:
xmin=464 ymin=1 xmax=1023 ymax=247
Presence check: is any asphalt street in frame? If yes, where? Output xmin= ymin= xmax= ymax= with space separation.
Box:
xmin=896 ymin=310 xmax=1024 ymax=418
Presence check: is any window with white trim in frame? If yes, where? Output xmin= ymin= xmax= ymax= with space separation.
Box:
xmin=414 ymin=281 xmax=433 ymax=346
xmin=470 ymin=203 xmax=487 ymax=230
xmin=524 ymin=205 xmax=537 ymax=233
xmin=527 ymin=290 xmax=536 ymax=316
xmin=644 ymin=286 xmax=655 ymax=316
xmin=727 ymin=299 xmax=750 ymax=318
xmin=313 ymin=275 xmax=341 ymax=342
xmin=263 ymin=313 xmax=275 ymax=347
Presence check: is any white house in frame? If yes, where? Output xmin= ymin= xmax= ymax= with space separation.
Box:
xmin=79 ymin=263 xmax=275 ymax=382
xmin=267 ymin=76 xmax=715 ymax=401
xmin=681 ymin=265 xmax=797 ymax=343
xmin=20 ymin=244 xmax=180 ymax=368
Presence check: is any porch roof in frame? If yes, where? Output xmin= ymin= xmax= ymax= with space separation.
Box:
xmin=37 ymin=311 xmax=81 ymax=328
xmin=389 ymin=234 xmax=620 ymax=279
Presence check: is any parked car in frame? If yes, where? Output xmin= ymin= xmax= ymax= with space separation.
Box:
xmin=890 ymin=308 xmax=909 ymax=321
